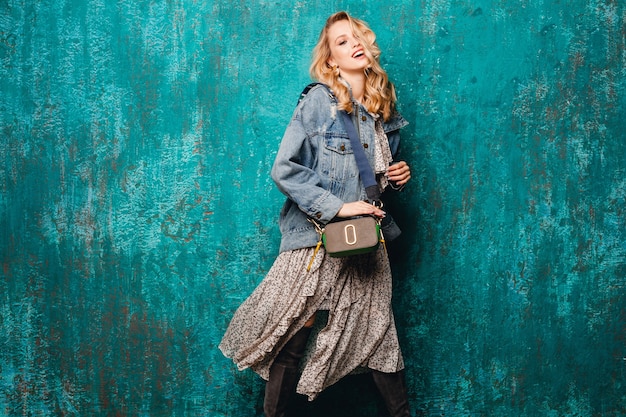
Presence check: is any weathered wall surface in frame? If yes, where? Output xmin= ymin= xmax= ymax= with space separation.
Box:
xmin=1 ymin=1 xmax=625 ymax=416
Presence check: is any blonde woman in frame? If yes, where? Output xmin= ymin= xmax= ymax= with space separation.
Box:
xmin=220 ymin=11 xmax=412 ymax=417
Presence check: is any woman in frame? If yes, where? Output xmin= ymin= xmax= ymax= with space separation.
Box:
xmin=220 ymin=11 xmax=412 ymax=417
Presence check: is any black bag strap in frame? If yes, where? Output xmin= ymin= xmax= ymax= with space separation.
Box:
xmin=298 ymin=83 xmax=380 ymax=203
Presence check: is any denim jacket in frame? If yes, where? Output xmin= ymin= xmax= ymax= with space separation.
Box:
xmin=270 ymin=83 xmax=409 ymax=252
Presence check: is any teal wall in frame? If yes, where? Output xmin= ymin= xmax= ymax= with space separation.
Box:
xmin=1 ymin=0 xmax=625 ymax=416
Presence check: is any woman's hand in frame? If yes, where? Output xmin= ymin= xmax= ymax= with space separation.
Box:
xmin=387 ymin=161 xmax=411 ymax=186
xmin=337 ymin=201 xmax=385 ymax=218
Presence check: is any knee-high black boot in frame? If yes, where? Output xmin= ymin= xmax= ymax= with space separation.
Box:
xmin=264 ymin=326 xmax=312 ymax=417
xmin=372 ymin=369 xmax=411 ymax=417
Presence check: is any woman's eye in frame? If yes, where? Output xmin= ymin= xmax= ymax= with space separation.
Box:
xmin=338 ymin=40 xmax=347 ymax=45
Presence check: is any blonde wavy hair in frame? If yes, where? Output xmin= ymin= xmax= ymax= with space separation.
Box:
xmin=310 ymin=11 xmax=397 ymax=121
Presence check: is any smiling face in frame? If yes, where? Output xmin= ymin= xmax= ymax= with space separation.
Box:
xmin=326 ymin=19 xmax=370 ymax=74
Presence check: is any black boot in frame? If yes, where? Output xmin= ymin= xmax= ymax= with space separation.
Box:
xmin=264 ymin=327 xmax=312 ymax=417
xmin=372 ymin=369 xmax=411 ymax=417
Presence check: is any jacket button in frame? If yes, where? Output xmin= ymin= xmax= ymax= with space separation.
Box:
xmin=315 ymin=212 xmax=322 ymax=219
xmin=363 ymin=143 xmax=369 ymax=148
xmin=340 ymin=144 xmax=346 ymax=151
xmin=361 ymin=116 xmax=367 ymax=121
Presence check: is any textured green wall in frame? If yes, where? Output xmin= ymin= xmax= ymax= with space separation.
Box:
xmin=1 ymin=0 xmax=625 ymax=416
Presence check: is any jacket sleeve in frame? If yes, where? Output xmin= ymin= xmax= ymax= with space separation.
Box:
xmin=384 ymin=112 xmax=409 ymax=158
xmin=387 ymin=129 xmax=401 ymax=158
xmin=270 ymin=91 xmax=344 ymax=223
xmin=384 ymin=112 xmax=409 ymax=191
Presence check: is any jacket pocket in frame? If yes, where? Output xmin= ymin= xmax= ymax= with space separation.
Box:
xmin=321 ymin=132 xmax=359 ymax=180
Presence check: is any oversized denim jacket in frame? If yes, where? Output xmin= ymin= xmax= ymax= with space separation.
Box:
xmin=271 ymin=84 xmax=409 ymax=252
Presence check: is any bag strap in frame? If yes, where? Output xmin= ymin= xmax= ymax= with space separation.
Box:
xmin=339 ymin=111 xmax=380 ymax=203
xmin=298 ymin=83 xmax=380 ymax=203
xmin=298 ymin=82 xmax=322 ymax=104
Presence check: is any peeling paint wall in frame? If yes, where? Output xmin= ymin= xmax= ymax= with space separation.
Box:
xmin=1 ymin=1 xmax=625 ymax=416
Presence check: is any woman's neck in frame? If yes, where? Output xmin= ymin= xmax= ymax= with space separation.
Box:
xmin=340 ymin=72 xmax=366 ymax=104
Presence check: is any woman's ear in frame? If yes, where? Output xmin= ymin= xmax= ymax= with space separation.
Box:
xmin=327 ymin=59 xmax=336 ymax=68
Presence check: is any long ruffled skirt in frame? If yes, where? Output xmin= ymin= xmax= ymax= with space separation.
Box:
xmin=218 ymin=246 xmax=404 ymax=401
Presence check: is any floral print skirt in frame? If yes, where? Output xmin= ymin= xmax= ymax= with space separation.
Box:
xmin=218 ymin=245 xmax=404 ymax=401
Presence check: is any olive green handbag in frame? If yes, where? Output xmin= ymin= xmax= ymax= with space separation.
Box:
xmin=321 ymin=216 xmax=382 ymax=256
xmin=307 ymin=215 xmax=384 ymax=270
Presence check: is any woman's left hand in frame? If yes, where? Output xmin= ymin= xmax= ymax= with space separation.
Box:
xmin=387 ymin=161 xmax=411 ymax=186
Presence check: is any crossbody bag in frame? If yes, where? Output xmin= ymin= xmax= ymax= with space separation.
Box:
xmin=306 ymin=105 xmax=386 ymax=270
